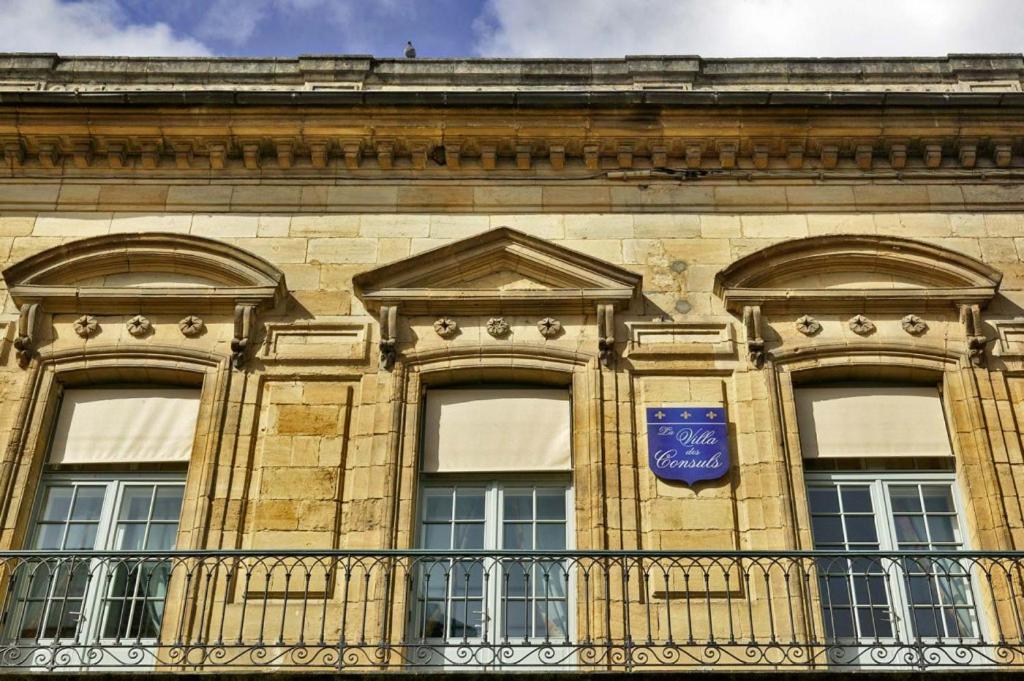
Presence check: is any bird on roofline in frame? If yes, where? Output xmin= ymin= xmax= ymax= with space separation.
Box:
xmin=404 ymin=41 xmax=417 ymax=58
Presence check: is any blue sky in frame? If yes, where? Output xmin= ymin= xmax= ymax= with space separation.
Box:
xmin=2 ymin=0 xmax=1023 ymax=58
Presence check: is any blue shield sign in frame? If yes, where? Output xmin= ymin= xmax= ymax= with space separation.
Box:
xmin=646 ymin=407 xmax=730 ymax=484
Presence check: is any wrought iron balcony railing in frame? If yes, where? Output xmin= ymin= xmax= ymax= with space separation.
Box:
xmin=0 ymin=549 xmax=1022 ymax=670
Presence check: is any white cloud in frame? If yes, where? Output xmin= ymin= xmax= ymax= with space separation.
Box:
xmin=473 ymin=0 xmax=1024 ymax=58
xmin=0 ymin=0 xmax=211 ymax=56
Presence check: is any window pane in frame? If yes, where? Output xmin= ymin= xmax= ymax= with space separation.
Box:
xmin=503 ymin=599 xmax=529 ymax=639
xmin=151 ymin=487 xmax=183 ymax=521
xmin=450 ymin=561 xmax=483 ymax=597
xmin=808 ymin=487 xmax=839 ymax=513
xmin=115 ymin=522 xmax=147 ymax=551
xmin=421 ymin=524 xmax=452 ymax=550
xmin=840 ymin=486 xmax=872 ymax=513
xmin=811 ymin=515 xmax=844 ymax=544
xmin=922 ymin=486 xmax=955 ymax=513
xmin=33 ymin=523 xmax=65 ymax=550
xmin=63 ymin=522 xmax=98 ymax=550
xmin=71 ymin=487 xmax=105 ymax=520
xmin=503 ymin=492 xmax=533 ymax=521
xmin=453 ymin=523 xmax=484 ymax=550
xmin=843 ymin=516 xmax=878 ymax=544
xmin=503 ymin=523 xmax=533 ymax=550
xmin=893 ymin=515 xmax=928 ymax=544
xmin=119 ymin=487 xmax=154 ymax=521
xmin=422 ymin=490 xmax=452 ymax=521
xmin=927 ymin=516 xmax=958 ymax=544
xmin=889 ymin=486 xmax=922 ymax=513
xmin=536 ymin=524 xmax=566 ymax=550
xmin=41 ymin=487 xmax=74 ymax=521
xmin=454 ymin=491 xmax=485 ymax=520
xmin=536 ymin=490 xmax=566 ymax=520
xmin=144 ymin=523 xmax=178 ymax=551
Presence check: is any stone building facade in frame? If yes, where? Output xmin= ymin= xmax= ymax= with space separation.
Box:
xmin=0 ymin=53 xmax=1023 ymax=671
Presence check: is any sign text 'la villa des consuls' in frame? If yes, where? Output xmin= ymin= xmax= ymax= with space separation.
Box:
xmin=645 ymin=407 xmax=730 ymax=484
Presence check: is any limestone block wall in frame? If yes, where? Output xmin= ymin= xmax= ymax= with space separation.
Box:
xmin=0 ymin=181 xmax=1023 ymax=563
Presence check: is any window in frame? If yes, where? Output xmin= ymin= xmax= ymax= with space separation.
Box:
xmin=9 ymin=475 xmax=185 ymax=644
xmin=413 ymin=482 xmax=572 ymax=644
xmin=806 ymin=473 xmax=979 ymax=643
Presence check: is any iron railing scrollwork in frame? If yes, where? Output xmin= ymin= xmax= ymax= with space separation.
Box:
xmin=0 ymin=550 xmax=1021 ymax=670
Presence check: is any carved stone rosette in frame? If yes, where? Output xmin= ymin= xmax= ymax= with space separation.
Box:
xmin=901 ymin=314 xmax=928 ymax=336
xmin=795 ymin=315 xmax=821 ymax=336
xmin=433 ymin=317 xmax=458 ymax=339
xmin=73 ymin=315 xmax=99 ymax=339
xmin=486 ymin=317 xmax=510 ymax=338
xmin=537 ymin=317 xmax=562 ymax=339
xmin=126 ymin=314 xmax=152 ymax=337
xmin=178 ymin=315 xmax=205 ymax=337
xmin=848 ymin=314 xmax=875 ymax=336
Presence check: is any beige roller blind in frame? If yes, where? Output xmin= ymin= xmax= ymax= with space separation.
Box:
xmin=422 ymin=388 xmax=571 ymax=473
xmin=795 ymin=385 xmax=953 ymax=459
xmin=50 ymin=388 xmax=201 ymax=464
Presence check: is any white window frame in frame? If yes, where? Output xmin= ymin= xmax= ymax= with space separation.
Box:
xmin=411 ymin=476 xmax=575 ymax=667
xmin=10 ymin=471 xmax=186 ymax=655
xmin=805 ymin=470 xmax=989 ymax=663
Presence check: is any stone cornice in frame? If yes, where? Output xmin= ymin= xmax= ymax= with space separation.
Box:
xmin=2 ymin=53 xmax=1023 ymax=92
xmin=3 ymin=103 xmax=1024 ymax=175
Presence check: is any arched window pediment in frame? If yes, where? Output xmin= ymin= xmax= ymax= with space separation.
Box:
xmin=3 ymin=233 xmax=287 ymax=312
xmin=714 ymin=235 xmax=1001 ymax=312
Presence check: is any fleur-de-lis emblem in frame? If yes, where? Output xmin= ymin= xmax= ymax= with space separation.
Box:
xmin=654 ymin=410 xmax=666 ymax=420
xmin=706 ymin=411 xmax=718 ymax=420
xmin=681 ymin=411 xmax=691 ymax=420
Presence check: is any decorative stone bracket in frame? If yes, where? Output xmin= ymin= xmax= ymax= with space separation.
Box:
xmin=378 ymin=304 xmax=398 ymax=370
xmin=742 ymin=305 xmax=766 ymax=369
xmin=960 ymin=303 xmax=988 ymax=367
xmin=231 ymin=303 xmax=259 ymax=370
xmin=597 ymin=303 xmax=616 ymax=368
xmin=13 ymin=303 xmax=40 ymax=369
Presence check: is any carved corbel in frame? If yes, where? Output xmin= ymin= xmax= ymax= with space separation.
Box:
xmin=583 ymin=144 xmax=600 ymax=170
xmin=854 ymin=144 xmax=873 ymax=171
xmin=241 ymin=141 xmax=261 ymax=170
xmin=208 ymin=141 xmax=228 ymax=170
xmin=444 ymin=143 xmax=461 ymax=170
xmin=231 ymin=303 xmax=258 ymax=370
xmin=960 ymin=303 xmax=987 ymax=367
xmin=649 ymin=144 xmax=667 ymax=168
xmin=888 ymin=143 xmax=908 ymax=169
xmin=685 ymin=144 xmax=702 ymax=169
xmin=993 ymin=141 xmax=1013 ymax=168
xmin=718 ymin=143 xmax=738 ymax=169
xmin=275 ymin=140 xmax=294 ymax=169
xmin=516 ymin=145 xmax=532 ymax=170
xmin=751 ymin=144 xmax=770 ymax=170
xmin=309 ymin=140 xmax=329 ymax=169
xmin=173 ymin=142 xmax=194 ymax=170
xmin=742 ymin=305 xmax=766 ymax=369
xmin=376 ymin=142 xmax=394 ymax=170
xmin=38 ymin=141 xmax=61 ymax=168
xmin=139 ymin=140 xmax=162 ymax=170
xmin=13 ymin=303 xmax=41 ymax=369
xmin=549 ymin=144 xmax=566 ymax=170
xmin=71 ymin=139 xmax=93 ymax=169
xmin=819 ymin=144 xmax=839 ymax=169
xmin=597 ymin=303 xmax=616 ymax=368
xmin=378 ymin=304 xmax=398 ymax=370
xmin=3 ymin=140 xmax=25 ymax=168
xmin=480 ymin=144 xmax=497 ymax=170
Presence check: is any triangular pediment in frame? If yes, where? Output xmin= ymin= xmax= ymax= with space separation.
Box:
xmin=354 ymin=227 xmax=641 ymax=314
